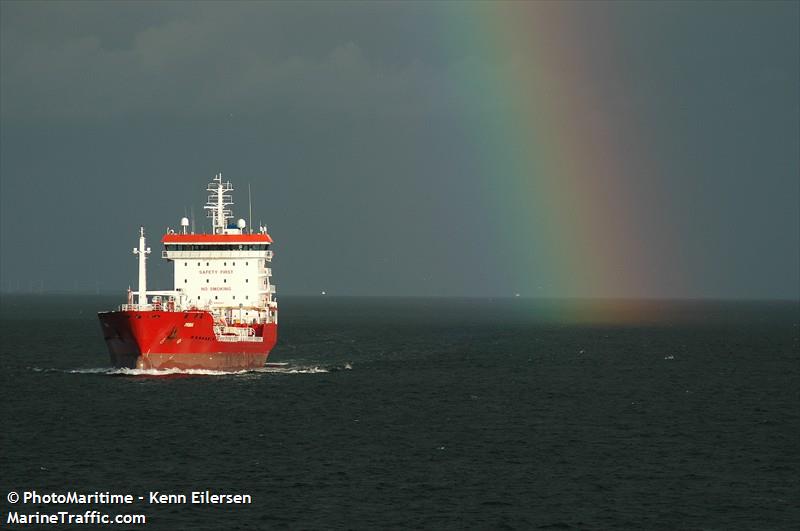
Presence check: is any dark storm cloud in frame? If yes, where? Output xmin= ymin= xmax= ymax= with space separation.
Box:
xmin=1 ymin=1 xmax=798 ymax=299
xmin=0 ymin=1 xmax=502 ymax=296
xmin=0 ymin=2 xmax=468 ymax=122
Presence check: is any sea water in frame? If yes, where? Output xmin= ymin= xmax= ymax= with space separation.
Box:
xmin=1 ymin=295 xmax=797 ymax=529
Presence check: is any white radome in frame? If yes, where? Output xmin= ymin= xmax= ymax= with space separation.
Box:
xmin=237 ymin=218 xmax=246 ymax=229
xmin=180 ymin=217 xmax=190 ymax=227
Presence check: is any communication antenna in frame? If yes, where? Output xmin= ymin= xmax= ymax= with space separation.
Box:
xmin=248 ymin=183 xmax=253 ymax=235
xmin=190 ymin=206 xmax=196 ymax=234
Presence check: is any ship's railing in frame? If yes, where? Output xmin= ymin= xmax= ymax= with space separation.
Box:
xmin=217 ymin=325 xmax=256 ymax=336
xmin=215 ymin=335 xmax=264 ymax=343
xmin=118 ymin=304 xmax=153 ymax=311
xmin=162 ymin=250 xmax=271 ymax=260
xmin=119 ymin=300 xmax=183 ymax=312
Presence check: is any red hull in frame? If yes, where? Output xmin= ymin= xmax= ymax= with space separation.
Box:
xmin=98 ymin=310 xmax=277 ymax=370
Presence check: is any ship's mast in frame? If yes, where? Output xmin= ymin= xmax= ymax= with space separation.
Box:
xmin=204 ymin=173 xmax=234 ymax=234
xmin=132 ymin=227 xmax=151 ymax=306
xmin=216 ymin=176 xmax=224 ymax=229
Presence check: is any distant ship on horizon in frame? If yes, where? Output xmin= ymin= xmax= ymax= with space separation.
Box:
xmin=98 ymin=173 xmax=278 ymax=370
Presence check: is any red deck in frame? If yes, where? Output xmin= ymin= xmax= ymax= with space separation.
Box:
xmin=98 ymin=310 xmax=277 ymax=370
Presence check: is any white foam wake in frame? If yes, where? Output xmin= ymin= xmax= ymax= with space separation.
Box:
xmin=30 ymin=363 xmax=351 ymax=377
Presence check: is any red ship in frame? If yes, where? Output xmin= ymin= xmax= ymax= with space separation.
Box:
xmin=98 ymin=174 xmax=278 ymax=370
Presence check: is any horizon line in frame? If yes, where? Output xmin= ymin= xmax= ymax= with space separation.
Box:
xmin=0 ymin=290 xmax=798 ymax=303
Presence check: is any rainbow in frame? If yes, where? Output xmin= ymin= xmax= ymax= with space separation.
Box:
xmin=438 ymin=2 xmax=677 ymax=300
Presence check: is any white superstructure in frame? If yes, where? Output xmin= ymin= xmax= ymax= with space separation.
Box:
xmin=127 ymin=173 xmax=277 ymax=325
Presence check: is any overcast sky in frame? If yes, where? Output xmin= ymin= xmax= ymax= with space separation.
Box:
xmin=1 ymin=1 xmax=798 ymax=299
